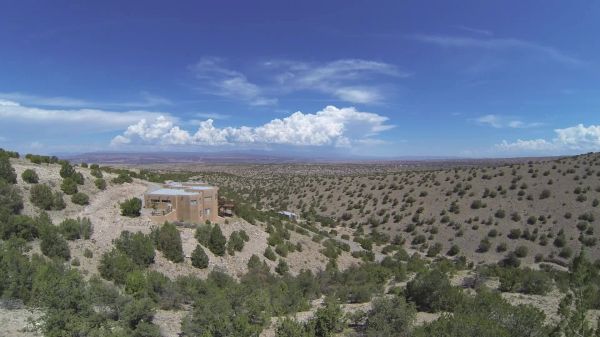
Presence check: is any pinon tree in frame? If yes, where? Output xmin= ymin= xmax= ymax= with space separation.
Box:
xmin=30 ymin=184 xmax=55 ymax=210
xmin=155 ymin=222 xmax=184 ymax=263
xmin=61 ymin=177 xmax=78 ymax=195
xmin=0 ymin=155 xmax=17 ymax=184
xmin=120 ymin=197 xmax=142 ymax=217
xmin=59 ymin=161 xmax=76 ymax=178
xmin=21 ymin=169 xmax=39 ymax=184
xmin=191 ymin=245 xmax=209 ymax=269
xmin=208 ymin=225 xmax=227 ymax=256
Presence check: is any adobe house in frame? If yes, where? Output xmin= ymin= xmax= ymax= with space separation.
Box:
xmin=144 ymin=181 xmax=218 ymax=224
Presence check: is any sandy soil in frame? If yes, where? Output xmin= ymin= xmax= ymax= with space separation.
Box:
xmin=154 ymin=309 xmax=187 ymax=337
xmin=0 ymin=307 xmax=41 ymax=337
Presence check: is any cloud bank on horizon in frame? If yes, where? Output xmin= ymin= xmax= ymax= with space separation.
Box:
xmin=496 ymin=124 xmax=600 ymax=153
xmin=110 ymin=105 xmax=394 ymax=148
xmin=2 ymin=97 xmax=599 ymax=156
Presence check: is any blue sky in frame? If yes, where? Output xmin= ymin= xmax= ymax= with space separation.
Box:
xmin=0 ymin=0 xmax=599 ymax=158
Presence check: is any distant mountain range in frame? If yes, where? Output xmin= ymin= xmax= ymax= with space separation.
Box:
xmin=61 ymin=150 xmax=555 ymax=165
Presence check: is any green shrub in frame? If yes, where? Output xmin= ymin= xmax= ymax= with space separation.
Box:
xmin=21 ymin=169 xmax=39 ymax=183
xmin=124 ymin=270 xmax=149 ymax=298
xmin=0 ymin=214 xmax=39 ymax=241
xmin=514 ymin=245 xmax=528 ymax=258
xmin=191 ymin=245 xmax=209 ymax=269
xmin=91 ymin=168 xmax=103 ymax=178
xmin=426 ymin=242 xmax=443 ymax=257
xmin=61 ymin=177 xmax=78 ymax=195
xmin=312 ymin=298 xmax=344 ymax=336
xmin=470 ymin=200 xmax=485 ymax=209
xmin=275 ymin=259 xmax=289 ymax=275
xmin=195 ymin=223 xmax=212 ymax=246
xmin=112 ymin=172 xmax=133 ymax=184
xmin=58 ymin=217 xmax=93 ymax=240
xmin=71 ymin=192 xmax=89 ymax=205
xmin=498 ymin=268 xmax=552 ymax=295
xmin=99 ymin=248 xmax=138 ymax=284
xmin=114 ymin=231 xmax=155 ymax=267
xmin=155 ymin=222 xmax=184 ymax=263
xmin=0 ymin=180 xmax=23 ymax=213
xmin=239 ymin=230 xmax=250 ymax=242
xmin=0 ymin=149 xmax=19 ymax=158
xmin=208 ymin=224 xmax=226 ymax=256
xmin=227 ymin=231 xmax=245 ymax=255
xmin=539 ymin=189 xmax=551 ymax=199
xmin=406 ymin=269 xmax=461 ymax=312
xmin=419 ymin=290 xmax=546 ymax=336
xmin=30 ymin=184 xmax=54 ymax=210
xmin=477 ymin=239 xmax=491 ymax=253
xmin=120 ymin=197 xmax=142 ymax=217
xmin=95 ymin=178 xmax=107 ymax=190
xmin=83 ymin=248 xmax=93 ymax=258
xmin=40 ymin=226 xmax=71 ymax=260
xmin=500 ymin=252 xmax=521 ymax=268
xmin=25 ymin=154 xmax=57 ymax=164
xmin=59 ymin=162 xmax=76 ymax=178
xmin=0 ymin=155 xmax=17 ymax=183
xmin=366 ymin=296 xmax=416 ymax=337
xmin=447 ymin=244 xmax=460 ymax=256
xmin=52 ymin=191 xmax=66 ymax=210
xmin=559 ymin=247 xmax=573 ymax=259
xmin=72 ymin=172 xmax=84 ymax=185
xmin=264 ymin=246 xmax=277 ymax=261
xmin=553 ymin=234 xmax=566 ymax=248
xmin=508 ymin=228 xmax=521 ymax=239
xmin=276 ymin=318 xmax=307 ymax=337
xmin=276 ymin=243 xmax=289 ymax=257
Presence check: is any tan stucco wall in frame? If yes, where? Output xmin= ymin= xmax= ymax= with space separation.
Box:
xmin=144 ymin=184 xmax=219 ymax=224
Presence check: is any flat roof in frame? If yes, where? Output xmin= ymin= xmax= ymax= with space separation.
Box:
xmin=188 ymin=186 xmax=214 ymax=191
xmin=147 ymin=188 xmax=199 ymax=196
xmin=165 ymin=181 xmax=215 ymax=190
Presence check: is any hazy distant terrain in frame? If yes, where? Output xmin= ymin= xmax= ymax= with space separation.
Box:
xmin=64 ymin=150 xmax=551 ymax=166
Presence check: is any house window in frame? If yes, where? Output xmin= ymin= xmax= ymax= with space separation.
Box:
xmin=190 ymin=200 xmax=197 ymax=206
xmin=205 ymin=208 xmax=211 ymax=217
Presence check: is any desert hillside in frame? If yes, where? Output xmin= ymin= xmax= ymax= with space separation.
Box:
xmin=186 ymin=153 xmax=600 ymax=267
xmin=2 ymin=151 xmax=600 ymax=337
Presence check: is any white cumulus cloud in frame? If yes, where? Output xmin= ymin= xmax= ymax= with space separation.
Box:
xmin=496 ymin=124 xmax=600 ymax=153
xmin=111 ymin=105 xmax=394 ymax=148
